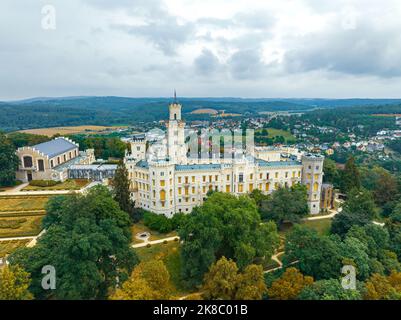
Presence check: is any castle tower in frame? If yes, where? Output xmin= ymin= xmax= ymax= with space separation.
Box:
xmin=129 ymin=136 xmax=146 ymax=161
xmin=166 ymin=91 xmax=187 ymax=164
xmin=301 ymin=154 xmax=324 ymax=214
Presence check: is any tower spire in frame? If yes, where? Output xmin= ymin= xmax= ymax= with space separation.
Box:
xmin=174 ymin=89 xmax=177 ymax=102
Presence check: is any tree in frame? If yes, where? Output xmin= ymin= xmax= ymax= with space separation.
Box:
xmin=0 ymin=265 xmax=33 ymax=300
xmin=341 ymin=156 xmax=360 ymax=193
xmin=323 ymin=158 xmax=340 ymax=186
xmin=360 ymin=166 xmax=399 ymax=207
xmin=284 ymin=225 xmax=342 ymax=280
xmin=235 ymin=264 xmax=266 ymax=300
xmin=331 ymin=188 xmax=377 ymax=237
xmin=0 ymin=132 xmax=19 ymax=186
xmin=179 ymin=193 xmax=280 ymax=287
xmin=298 ymin=279 xmax=362 ymax=300
xmin=202 ymin=257 xmax=266 ymax=300
xmin=111 ymin=260 xmax=172 ymax=300
xmin=363 ymin=272 xmax=401 ymax=300
xmin=202 ymin=257 xmax=239 ymax=300
xmin=260 ymin=184 xmax=309 ymax=226
xmin=267 ymin=267 xmax=313 ymax=300
xmin=112 ymin=161 xmax=137 ymax=221
xmin=9 ymin=186 xmax=138 ymax=299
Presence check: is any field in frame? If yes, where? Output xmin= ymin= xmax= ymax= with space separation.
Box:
xmin=134 ymin=240 xmax=190 ymax=297
xmin=22 ymin=179 xmax=89 ymax=191
xmin=256 ymin=128 xmax=296 ymax=143
xmin=131 ymin=222 xmax=177 ymax=244
xmin=19 ymin=125 xmax=127 ymax=137
xmin=190 ymin=108 xmax=218 ymax=115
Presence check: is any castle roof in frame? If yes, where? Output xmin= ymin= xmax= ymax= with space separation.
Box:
xmin=32 ymin=138 xmax=78 ymax=158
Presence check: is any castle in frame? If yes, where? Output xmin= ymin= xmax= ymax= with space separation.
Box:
xmin=125 ymin=97 xmax=324 ymax=217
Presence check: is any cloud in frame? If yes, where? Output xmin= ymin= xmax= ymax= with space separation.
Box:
xmin=194 ymin=49 xmax=222 ymax=75
xmin=228 ymin=49 xmax=266 ymax=80
xmin=283 ymin=20 xmax=401 ymax=77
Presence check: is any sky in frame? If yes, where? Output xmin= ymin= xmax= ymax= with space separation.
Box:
xmin=2 ymin=0 xmax=401 ymax=100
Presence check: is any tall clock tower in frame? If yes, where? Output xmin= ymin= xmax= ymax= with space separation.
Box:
xmin=166 ymin=91 xmax=187 ymax=164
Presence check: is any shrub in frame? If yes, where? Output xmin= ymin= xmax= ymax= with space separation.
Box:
xmin=29 ymin=180 xmax=59 ymax=187
xmin=143 ymin=211 xmax=173 ymax=233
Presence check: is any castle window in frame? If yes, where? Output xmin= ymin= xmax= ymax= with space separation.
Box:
xmin=160 ymin=180 xmax=165 ymax=187
xmin=239 ymin=174 xmax=244 ymax=183
xmin=174 ymin=113 xmax=177 ymax=120
xmin=226 ymin=185 xmax=230 ymax=193
xmin=227 ymin=175 xmax=230 ymax=181
xmin=238 ymin=184 xmax=243 ymax=193
xmin=192 ymin=176 xmax=195 ymax=183
xmin=314 ymin=174 xmax=319 ymax=180
xmin=178 ymin=177 xmax=182 ymax=183
xmin=250 ymin=174 xmax=253 ymax=180
xmin=259 ymin=173 xmax=263 ymax=179
xmin=266 ymin=173 xmax=270 ymax=180
xmin=23 ymin=156 xmax=33 ymax=168
xmin=178 ymin=187 xmax=182 ymax=195
xmin=50 ymin=160 xmax=54 ymax=168
xmin=160 ymin=190 xmax=166 ymax=201
xmin=64 ymin=155 xmax=66 ymax=162
xmin=275 ymin=172 xmax=279 ymax=179
xmin=203 ymin=176 xmax=206 ymax=182
xmin=192 ymin=187 xmax=195 ymax=194
xmin=249 ymin=183 xmax=254 ymax=192
xmin=185 ymin=177 xmax=188 ymax=184
xmin=313 ymin=182 xmax=319 ymax=192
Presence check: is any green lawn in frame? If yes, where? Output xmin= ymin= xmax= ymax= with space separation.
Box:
xmin=278 ymin=218 xmax=333 ymax=237
xmin=22 ymin=179 xmax=89 ymax=191
xmin=0 ymin=196 xmax=50 ymax=212
xmin=256 ymin=127 xmax=296 ymax=144
xmin=131 ymin=222 xmax=177 ymax=244
xmin=302 ymin=218 xmax=332 ymax=236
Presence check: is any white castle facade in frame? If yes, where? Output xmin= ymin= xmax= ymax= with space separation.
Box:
xmin=124 ymin=100 xmax=324 ymax=217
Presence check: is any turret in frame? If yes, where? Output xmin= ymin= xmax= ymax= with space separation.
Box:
xmin=301 ymin=154 xmax=324 ymax=214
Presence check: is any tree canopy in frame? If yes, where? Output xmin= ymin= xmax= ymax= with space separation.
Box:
xmin=0 ymin=131 xmax=19 ymax=186
xmin=9 ymin=185 xmax=138 ymax=299
xmin=179 ymin=192 xmax=279 ymax=287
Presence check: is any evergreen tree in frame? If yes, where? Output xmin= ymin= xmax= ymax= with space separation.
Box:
xmin=341 ymin=156 xmax=361 ymax=193
xmin=112 ymin=161 xmax=139 ymax=221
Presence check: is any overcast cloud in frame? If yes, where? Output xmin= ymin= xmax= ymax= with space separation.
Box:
xmin=1 ymin=0 xmax=401 ymax=99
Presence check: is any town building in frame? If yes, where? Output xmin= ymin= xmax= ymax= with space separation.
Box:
xmin=124 ymin=98 xmax=325 ymax=217
xmin=16 ymin=137 xmax=95 ymax=182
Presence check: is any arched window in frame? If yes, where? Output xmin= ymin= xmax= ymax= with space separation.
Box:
xmin=313 ymin=182 xmax=319 ymax=192
xmin=160 ymin=189 xmax=166 ymax=201
xmin=174 ymin=113 xmax=177 ymax=120
xmin=23 ymin=156 xmax=33 ymax=168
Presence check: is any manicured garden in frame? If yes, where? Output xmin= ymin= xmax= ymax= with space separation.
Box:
xmin=22 ymin=179 xmax=90 ymax=191
xmin=131 ymin=222 xmax=178 ymax=244
xmin=0 ymin=239 xmax=30 ymax=257
xmin=0 ymin=215 xmax=43 ymax=238
xmin=0 ymin=196 xmax=49 ymax=212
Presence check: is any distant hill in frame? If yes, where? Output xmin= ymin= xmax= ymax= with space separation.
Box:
xmin=1 ymin=96 xmax=400 ymax=132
